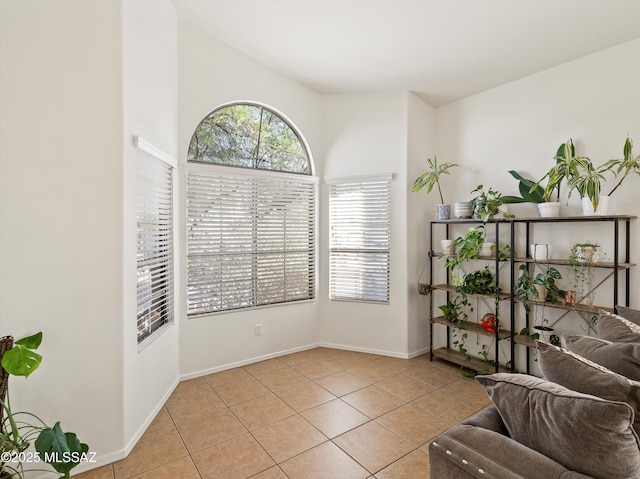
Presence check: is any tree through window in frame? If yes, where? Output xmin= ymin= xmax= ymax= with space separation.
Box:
xmin=188 ymin=103 xmax=311 ymax=175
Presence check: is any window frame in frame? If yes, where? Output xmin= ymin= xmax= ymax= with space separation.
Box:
xmin=185 ymin=102 xmax=317 ymax=317
xmin=135 ymin=136 xmax=177 ymax=349
xmin=328 ymin=174 xmax=392 ymax=304
xmin=187 ymin=102 xmax=313 ymax=176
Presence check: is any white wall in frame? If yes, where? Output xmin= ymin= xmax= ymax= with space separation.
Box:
xmin=121 ymin=0 xmax=180 ymax=449
xmin=433 ymin=39 xmax=640 ymax=367
xmin=177 ymin=21 xmax=324 ymax=377
xmin=407 ymin=93 xmax=437 ymax=355
xmin=0 ymin=0 xmax=125 ymax=469
xmin=319 ymin=92 xmax=413 ymax=356
xmin=436 ymin=38 xmax=640 ymax=307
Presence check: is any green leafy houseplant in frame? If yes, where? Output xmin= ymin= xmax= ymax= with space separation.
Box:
xmin=470 ymin=185 xmax=506 ymax=223
xmin=569 ymin=241 xmax=601 ymax=307
xmin=457 ymin=267 xmax=498 ymax=296
xmin=603 ymin=136 xmax=640 ymax=197
xmin=566 ymin=157 xmax=608 ymax=212
xmin=442 ymin=226 xmax=486 ymax=284
xmin=412 ymin=156 xmax=458 ymax=205
xmin=502 ymin=170 xmax=546 ymax=204
xmin=1 ymin=333 xmax=89 ymax=479
xmin=532 ymin=139 xmax=582 ymax=203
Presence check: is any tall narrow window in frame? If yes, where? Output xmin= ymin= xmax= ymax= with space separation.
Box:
xmin=329 ymin=176 xmax=391 ymax=303
xmin=186 ymin=103 xmax=316 ymax=316
xmin=136 ymin=137 xmax=175 ymax=345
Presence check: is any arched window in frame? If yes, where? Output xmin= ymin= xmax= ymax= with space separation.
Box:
xmin=186 ymin=103 xmax=316 ymax=315
xmin=188 ymin=103 xmax=311 ymax=174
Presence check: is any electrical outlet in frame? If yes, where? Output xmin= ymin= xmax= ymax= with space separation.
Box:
xmin=255 ymin=324 xmax=263 ymax=336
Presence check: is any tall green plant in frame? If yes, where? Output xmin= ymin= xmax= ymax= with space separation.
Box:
xmin=603 ymin=136 xmax=640 ymax=197
xmin=1 ymin=333 xmax=89 ymax=479
xmin=412 ymin=156 xmax=458 ymax=205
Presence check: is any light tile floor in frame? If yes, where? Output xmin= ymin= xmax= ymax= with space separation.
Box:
xmin=73 ymin=348 xmax=491 ymax=479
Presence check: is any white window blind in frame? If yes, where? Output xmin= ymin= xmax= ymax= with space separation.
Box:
xmin=187 ymin=167 xmax=316 ymax=315
xmin=329 ymin=178 xmax=391 ymax=303
xmin=136 ymin=137 xmax=175 ymax=345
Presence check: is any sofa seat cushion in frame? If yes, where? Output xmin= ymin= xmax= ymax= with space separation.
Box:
xmin=597 ymin=310 xmax=640 ymax=343
xmin=477 ymin=373 xmax=640 ymax=479
xmin=538 ymin=341 xmax=640 ymax=435
xmin=564 ymin=334 xmax=640 ymax=381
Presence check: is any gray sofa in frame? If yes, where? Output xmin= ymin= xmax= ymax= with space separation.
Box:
xmin=429 ymin=307 xmax=640 ymax=479
xmin=429 ymin=407 xmax=593 ymax=479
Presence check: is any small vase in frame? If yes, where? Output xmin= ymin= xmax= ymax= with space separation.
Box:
xmin=538 ymin=202 xmax=561 ymax=218
xmin=436 ymin=204 xmax=451 ymax=220
xmin=581 ymin=196 xmax=609 ymax=216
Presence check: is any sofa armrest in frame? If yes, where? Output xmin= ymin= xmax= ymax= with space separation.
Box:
xmin=429 ymin=408 xmax=594 ymax=479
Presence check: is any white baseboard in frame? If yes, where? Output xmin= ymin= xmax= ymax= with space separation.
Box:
xmin=180 ymin=342 xmax=321 ymax=381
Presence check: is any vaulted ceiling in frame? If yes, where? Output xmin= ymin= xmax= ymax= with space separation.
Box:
xmin=172 ymin=0 xmax=640 ymax=106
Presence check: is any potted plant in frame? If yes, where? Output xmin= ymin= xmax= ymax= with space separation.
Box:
xmin=442 ymin=226 xmax=486 ymax=284
xmin=502 ymin=171 xmax=546 ymax=204
xmin=566 ymin=156 xmax=609 ymax=215
xmin=527 ymin=140 xmax=579 ymax=217
xmin=602 ymin=135 xmax=640 ymax=202
xmin=1 ymin=333 xmax=89 ymax=479
xmin=412 ymin=156 xmax=458 ymax=220
xmin=470 ymin=185 xmax=509 ymax=222
xmin=457 ymin=267 xmax=498 ymax=296
xmin=569 ymin=241 xmax=601 ymax=307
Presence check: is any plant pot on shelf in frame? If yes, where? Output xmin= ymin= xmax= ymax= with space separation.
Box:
xmin=436 ymin=204 xmax=451 ymax=220
xmin=534 ymin=326 xmax=560 ymax=346
xmin=440 ymin=239 xmax=455 ymax=254
xmin=581 ymin=196 xmax=610 ymax=216
xmin=480 ymin=242 xmax=495 ymax=257
xmin=530 ymin=244 xmax=552 ymax=261
xmin=538 ymin=201 xmax=561 ymax=218
xmin=573 ymin=245 xmax=601 ymax=264
xmin=453 ymin=202 xmax=473 ymax=218
xmin=532 ymin=284 xmax=548 ymax=301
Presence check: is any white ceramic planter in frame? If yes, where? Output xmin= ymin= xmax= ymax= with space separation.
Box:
xmin=581 ymin=196 xmax=610 ymax=216
xmin=480 ymin=242 xmax=495 ymax=257
xmin=440 ymin=239 xmax=455 ymax=254
xmin=538 ymin=202 xmax=561 ymax=218
xmin=530 ymin=244 xmax=552 ymax=261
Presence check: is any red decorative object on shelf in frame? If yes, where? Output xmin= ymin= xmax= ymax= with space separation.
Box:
xmin=481 ymin=313 xmax=497 ymax=333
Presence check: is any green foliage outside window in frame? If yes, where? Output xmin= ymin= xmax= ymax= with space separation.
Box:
xmin=188 ymin=103 xmax=310 ymax=174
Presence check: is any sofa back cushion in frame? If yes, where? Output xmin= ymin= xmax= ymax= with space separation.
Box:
xmin=597 ymin=310 xmax=640 ymax=343
xmin=476 ymin=373 xmax=640 ymax=479
xmin=538 ymin=341 xmax=640 ymax=435
xmin=565 ymin=334 xmax=640 ymax=381
xmin=616 ymin=305 xmax=640 ymax=326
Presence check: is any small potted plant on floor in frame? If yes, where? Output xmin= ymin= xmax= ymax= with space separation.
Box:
xmin=412 ymin=156 xmax=458 ymax=220
xmin=1 ymin=333 xmax=89 ymax=479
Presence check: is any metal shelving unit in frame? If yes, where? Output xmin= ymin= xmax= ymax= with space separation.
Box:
xmin=422 ymin=215 xmax=636 ymax=374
